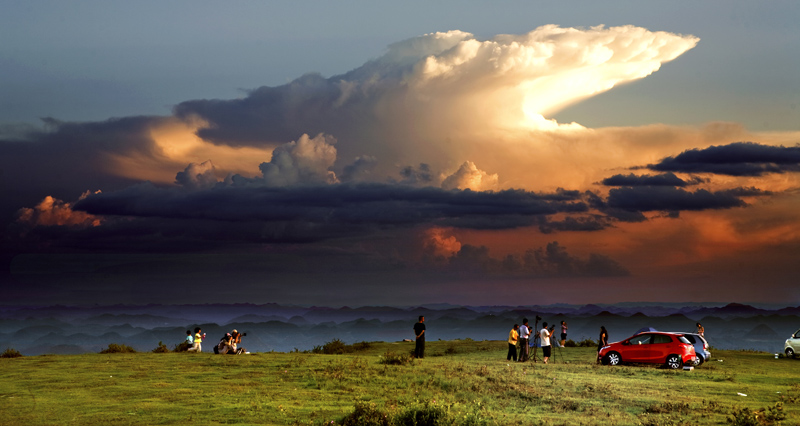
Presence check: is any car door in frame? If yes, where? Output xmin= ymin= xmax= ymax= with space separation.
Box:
xmin=649 ymin=334 xmax=673 ymax=363
xmin=625 ymin=334 xmax=652 ymax=362
xmin=789 ymin=329 xmax=800 ymax=352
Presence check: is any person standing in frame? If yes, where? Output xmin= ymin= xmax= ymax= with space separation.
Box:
xmin=187 ymin=327 xmax=204 ymax=352
xmin=507 ymin=324 xmax=519 ymax=361
xmin=540 ymin=322 xmax=554 ymax=364
xmin=696 ymin=323 xmax=704 ymax=337
xmin=518 ymin=318 xmax=530 ymax=362
xmin=597 ymin=326 xmax=608 ymax=363
xmin=560 ymin=321 xmax=568 ymax=347
xmin=413 ymin=316 xmax=426 ymax=359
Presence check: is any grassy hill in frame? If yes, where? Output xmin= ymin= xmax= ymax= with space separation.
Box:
xmin=1 ymin=340 xmax=798 ymax=425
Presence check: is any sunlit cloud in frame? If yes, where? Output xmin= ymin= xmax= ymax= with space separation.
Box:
xmin=3 ymin=23 xmax=800 ymax=305
xmin=17 ymin=192 xmax=102 ymax=228
xmin=441 ymin=161 xmax=498 ymax=191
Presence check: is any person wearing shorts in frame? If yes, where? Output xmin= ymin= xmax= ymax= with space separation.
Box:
xmin=540 ymin=322 xmax=553 ymax=363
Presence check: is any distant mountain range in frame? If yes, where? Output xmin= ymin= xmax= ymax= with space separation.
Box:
xmin=1 ymin=303 xmax=798 ymax=355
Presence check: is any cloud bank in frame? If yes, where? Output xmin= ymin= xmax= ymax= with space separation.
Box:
xmin=4 ymin=24 xmax=800 ymax=305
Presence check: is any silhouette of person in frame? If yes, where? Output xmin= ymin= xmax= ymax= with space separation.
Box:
xmin=413 ymin=316 xmax=426 ymax=358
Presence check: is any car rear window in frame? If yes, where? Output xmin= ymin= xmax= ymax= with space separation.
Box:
xmin=652 ymin=334 xmax=672 ymax=344
xmin=683 ymin=335 xmax=696 ymax=344
xmin=678 ymin=336 xmax=691 ymax=344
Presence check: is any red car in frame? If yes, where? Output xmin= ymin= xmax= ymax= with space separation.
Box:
xmin=599 ymin=331 xmax=696 ymax=369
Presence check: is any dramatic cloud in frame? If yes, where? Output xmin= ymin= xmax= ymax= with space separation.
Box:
xmin=441 ymin=161 xmax=499 ymax=191
xmin=17 ymin=192 xmax=102 ymax=228
xmin=175 ymin=160 xmax=219 ymax=189
xmin=600 ymin=172 xmax=704 ymax=187
xmin=4 ymin=23 xmax=800 ymax=306
xmin=72 ymin=183 xmax=588 ymax=230
xmin=444 ymin=241 xmax=629 ymax=277
xmin=606 ymin=186 xmax=747 ymax=212
xmin=650 ymin=142 xmax=800 ymax=176
xmin=171 ymin=25 xmax=701 ymax=180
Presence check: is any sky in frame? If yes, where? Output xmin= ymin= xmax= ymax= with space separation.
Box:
xmin=1 ymin=1 xmax=799 ymax=307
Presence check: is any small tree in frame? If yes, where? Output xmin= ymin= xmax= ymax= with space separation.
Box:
xmin=99 ymin=343 xmax=136 ymax=354
xmin=1 ymin=348 xmax=23 ymax=358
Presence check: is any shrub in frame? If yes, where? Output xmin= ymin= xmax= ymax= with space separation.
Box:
xmin=99 ymin=343 xmax=136 ymax=354
xmin=312 ymin=338 xmax=347 ymax=354
xmin=152 ymin=341 xmax=170 ymax=353
xmin=379 ymin=351 xmax=413 ymax=366
xmin=564 ymin=339 xmax=596 ymax=347
xmin=645 ymin=401 xmax=690 ymax=415
xmin=351 ymin=341 xmax=372 ymax=351
xmin=311 ymin=339 xmax=374 ymax=354
xmin=340 ymin=402 xmax=390 ymax=426
xmin=174 ymin=342 xmax=191 ymax=352
xmin=1 ymin=347 xmax=23 ymax=358
xmin=395 ymin=401 xmax=449 ymax=426
xmin=727 ymin=403 xmax=785 ymax=426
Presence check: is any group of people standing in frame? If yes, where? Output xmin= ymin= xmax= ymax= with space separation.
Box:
xmin=507 ymin=318 xmax=568 ymax=364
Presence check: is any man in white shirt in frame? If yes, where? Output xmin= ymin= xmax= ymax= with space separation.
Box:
xmin=518 ymin=318 xmax=530 ymax=362
xmin=540 ymin=322 xmax=554 ymax=364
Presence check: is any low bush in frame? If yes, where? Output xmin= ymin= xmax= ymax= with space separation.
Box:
xmin=1 ymin=347 xmax=23 ymax=358
xmin=395 ymin=401 xmax=450 ymax=426
xmin=727 ymin=402 xmax=785 ymax=425
xmin=646 ymin=401 xmax=690 ymax=414
xmin=152 ymin=341 xmax=170 ymax=353
xmin=311 ymin=339 xmax=374 ymax=354
xmin=379 ymin=351 xmax=413 ymax=366
xmin=99 ymin=343 xmax=136 ymax=354
xmin=565 ymin=338 xmax=597 ymax=348
xmin=340 ymin=402 xmax=390 ymax=426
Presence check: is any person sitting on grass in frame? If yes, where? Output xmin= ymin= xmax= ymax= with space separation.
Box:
xmin=178 ymin=330 xmax=193 ymax=351
xmin=230 ymin=329 xmax=246 ymax=354
xmin=217 ymin=333 xmax=234 ymax=354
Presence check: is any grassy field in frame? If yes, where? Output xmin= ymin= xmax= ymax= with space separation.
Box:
xmin=1 ymin=340 xmax=799 ymax=425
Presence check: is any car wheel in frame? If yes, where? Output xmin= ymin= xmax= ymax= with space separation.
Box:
xmin=786 ymin=347 xmax=796 ymax=359
xmin=693 ymin=355 xmax=703 ymax=366
xmin=604 ymin=351 xmax=621 ymax=366
xmin=665 ymin=354 xmax=682 ymax=369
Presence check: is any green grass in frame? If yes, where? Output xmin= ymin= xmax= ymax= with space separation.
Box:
xmin=1 ymin=341 xmax=798 ymax=425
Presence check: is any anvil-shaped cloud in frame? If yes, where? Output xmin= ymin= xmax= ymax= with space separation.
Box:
xmin=170 ymin=25 xmax=700 ymax=181
xmin=6 ymin=24 xmax=800 ymax=306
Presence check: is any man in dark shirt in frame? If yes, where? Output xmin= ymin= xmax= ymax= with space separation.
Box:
xmin=413 ymin=316 xmax=426 ymax=359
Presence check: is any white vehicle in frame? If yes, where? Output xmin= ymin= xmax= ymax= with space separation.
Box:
xmin=785 ymin=329 xmax=800 ymax=358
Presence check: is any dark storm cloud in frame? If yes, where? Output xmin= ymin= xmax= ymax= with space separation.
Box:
xmin=600 ymin=172 xmax=704 ymax=187
xmin=445 ymin=241 xmax=629 ymax=277
xmin=537 ymin=215 xmax=611 ymax=234
xmin=73 ymin=182 xmax=588 ymax=231
xmin=718 ymin=186 xmax=773 ymax=197
xmin=397 ymin=163 xmax=434 ymax=186
xmin=606 ymin=186 xmax=747 ymax=212
xmin=649 ymin=142 xmax=800 ymax=176
xmin=173 ymin=72 xmax=382 ymax=147
xmin=0 ymin=116 xmax=164 ymax=220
